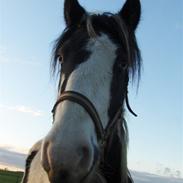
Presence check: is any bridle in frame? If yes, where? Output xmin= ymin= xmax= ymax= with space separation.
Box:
xmin=51 ymin=91 xmax=123 ymax=148
xmin=51 ymin=88 xmax=137 ymax=157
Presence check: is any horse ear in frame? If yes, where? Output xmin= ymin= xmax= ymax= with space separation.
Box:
xmin=119 ymin=0 xmax=141 ymax=31
xmin=64 ymin=0 xmax=86 ymax=27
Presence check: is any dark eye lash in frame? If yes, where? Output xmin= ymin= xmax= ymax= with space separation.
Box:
xmin=57 ymin=55 xmax=64 ymax=66
xmin=59 ymin=56 xmax=63 ymax=62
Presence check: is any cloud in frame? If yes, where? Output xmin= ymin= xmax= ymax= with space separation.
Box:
xmin=129 ymin=160 xmax=183 ymax=179
xmin=0 ymin=145 xmax=29 ymax=155
xmin=155 ymin=164 xmax=182 ymax=179
xmin=0 ymin=147 xmax=26 ymax=170
xmin=163 ymin=167 xmax=182 ymax=179
xmin=0 ymin=104 xmax=44 ymax=117
xmin=131 ymin=171 xmax=183 ymax=183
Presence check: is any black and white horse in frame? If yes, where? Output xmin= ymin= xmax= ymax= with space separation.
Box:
xmin=22 ymin=0 xmax=141 ymax=183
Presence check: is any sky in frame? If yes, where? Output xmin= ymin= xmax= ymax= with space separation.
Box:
xmin=0 ymin=0 xmax=182 ymax=178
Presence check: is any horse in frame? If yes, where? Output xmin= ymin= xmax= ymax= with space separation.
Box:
xmin=21 ymin=0 xmax=141 ymax=183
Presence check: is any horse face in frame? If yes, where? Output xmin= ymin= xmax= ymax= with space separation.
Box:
xmin=43 ymin=27 xmax=117 ymax=183
xmin=41 ymin=0 xmax=141 ymax=183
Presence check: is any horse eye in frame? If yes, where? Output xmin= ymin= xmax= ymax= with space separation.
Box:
xmin=58 ymin=55 xmax=63 ymax=64
xmin=59 ymin=56 xmax=62 ymax=62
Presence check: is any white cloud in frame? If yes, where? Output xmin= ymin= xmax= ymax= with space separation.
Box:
xmin=0 ymin=104 xmax=44 ymax=117
xmin=131 ymin=171 xmax=183 ymax=183
xmin=129 ymin=161 xmax=183 ymax=179
xmin=0 ymin=146 xmax=26 ymax=170
xmin=0 ymin=144 xmax=29 ymax=154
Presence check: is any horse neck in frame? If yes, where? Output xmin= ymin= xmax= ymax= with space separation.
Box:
xmin=101 ymin=117 xmax=130 ymax=183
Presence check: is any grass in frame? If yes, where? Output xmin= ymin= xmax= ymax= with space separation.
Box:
xmin=0 ymin=169 xmax=23 ymax=183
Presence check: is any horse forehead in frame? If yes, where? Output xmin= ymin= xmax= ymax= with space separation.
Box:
xmin=67 ymin=33 xmax=117 ymax=78
xmin=81 ymin=33 xmax=118 ymax=73
xmin=61 ymin=33 xmax=117 ymax=79
xmin=86 ymin=34 xmax=117 ymax=53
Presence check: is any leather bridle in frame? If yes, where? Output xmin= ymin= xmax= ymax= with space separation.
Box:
xmin=51 ymin=91 xmax=123 ymax=148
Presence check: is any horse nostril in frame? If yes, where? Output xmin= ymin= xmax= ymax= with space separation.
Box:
xmin=77 ymin=145 xmax=90 ymax=158
xmin=48 ymin=170 xmax=70 ymax=183
xmin=58 ymin=170 xmax=70 ymax=181
xmin=82 ymin=146 xmax=90 ymax=158
xmin=77 ymin=145 xmax=91 ymax=169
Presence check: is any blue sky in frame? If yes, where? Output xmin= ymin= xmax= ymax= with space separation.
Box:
xmin=0 ymin=0 xmax=182 ymax=176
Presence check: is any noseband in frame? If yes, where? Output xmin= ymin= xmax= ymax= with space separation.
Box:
xmin=51 ymin=91 xmax=123 ymax=148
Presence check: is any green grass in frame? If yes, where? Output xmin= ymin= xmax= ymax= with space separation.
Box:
xmin=0 ymin=170 xmax=23 ymax=183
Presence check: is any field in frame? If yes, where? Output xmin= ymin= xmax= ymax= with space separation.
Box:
xmin=0 ymin=170 xmax=23 ymax=183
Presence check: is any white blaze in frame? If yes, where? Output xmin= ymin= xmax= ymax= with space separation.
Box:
xmin=61 ymin=34 xmax=117 ymax=127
